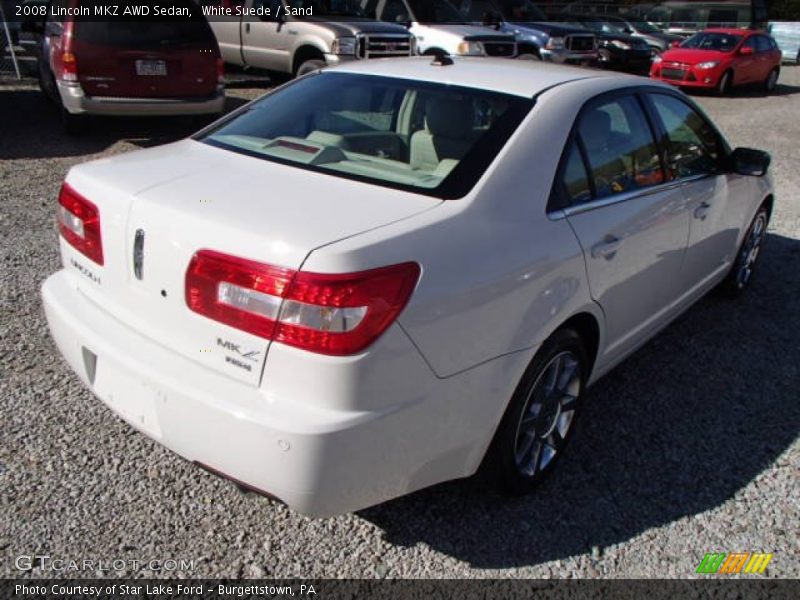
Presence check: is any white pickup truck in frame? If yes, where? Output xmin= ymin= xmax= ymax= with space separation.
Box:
xmin=360 ymin=0 xmax=517 ymax=58
xmin=208 ymin=0 xmax=415 ymax=77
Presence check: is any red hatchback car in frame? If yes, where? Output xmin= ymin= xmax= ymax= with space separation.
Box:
xmin=650 ymin=28 xmax=782 ymax=95
xmin=38 ymin=0 xmax=225 ymax=131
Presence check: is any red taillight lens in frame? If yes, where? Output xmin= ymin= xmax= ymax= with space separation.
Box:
xmin=59 ymin=51 xmax=78 ymax=82
xmin=58 ymin=183 xmax=103 ymax=265
xmin=186 ymin=250 xmax=420 ymax=356
xmin=216 ymin=58 xmax=225 ymax=84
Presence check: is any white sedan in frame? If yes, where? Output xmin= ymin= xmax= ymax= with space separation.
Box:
xmin=43 ymin=57 xmax=773 ymax=516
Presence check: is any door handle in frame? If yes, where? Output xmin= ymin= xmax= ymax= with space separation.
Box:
xmin=694 ymin=201 xmax=711 ymax=220
xmin=245 ymin=23 xmax=251 ymax=34
xmin=591 ymin=235 xmax=622 ymax=260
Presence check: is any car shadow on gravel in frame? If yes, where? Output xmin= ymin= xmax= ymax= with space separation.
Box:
xmin=686 ymin=82 xmax=800 ymax=98
xmin=360 ymin=232 xmax=800 ymax=569
xmin=0 ymin=86 xmax=249 ymax=160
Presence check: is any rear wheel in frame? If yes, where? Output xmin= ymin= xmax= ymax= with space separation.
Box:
xmin=483 ymin=329 xmax=587 ymax=494
xmin=716 ymin=70 xmax=733 ymax=95
xmin=721 ymin=204 xmax=769 ymax=296
xmin=763 ymin=67 xmax=779 ymax=92
xmin=295 ymin=59 xmax=326 ymax=78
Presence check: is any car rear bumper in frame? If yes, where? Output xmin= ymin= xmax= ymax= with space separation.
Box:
xmin=57 ymin=82 xmax=226 ymax=116
xmin=42 ymin=269 xmax=516 ymax=516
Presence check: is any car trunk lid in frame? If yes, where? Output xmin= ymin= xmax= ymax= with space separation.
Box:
xmin=62 ymin=140 xmax=440 ymax=385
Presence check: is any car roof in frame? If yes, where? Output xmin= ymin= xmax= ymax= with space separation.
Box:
xmin=329 ymin=57 xmax=629 ymax=98
xmin=702 ymin=28 xmax=754 ymax=36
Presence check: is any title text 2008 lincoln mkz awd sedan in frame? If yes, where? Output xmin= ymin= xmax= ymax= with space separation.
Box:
xmin=42 ymin=58 xmax=773 ymax=516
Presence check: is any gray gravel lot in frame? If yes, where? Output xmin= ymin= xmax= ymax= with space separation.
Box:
xmin=1 ymin=66 xmax=799 ymax=580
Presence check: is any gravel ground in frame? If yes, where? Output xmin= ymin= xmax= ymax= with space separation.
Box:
xmin=1 ymin=66 xmax=799 ymax=580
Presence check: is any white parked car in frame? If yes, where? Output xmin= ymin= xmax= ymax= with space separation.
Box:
xmin=364 ymin=0 xmax=518 ymax=58
xmin=43 ymin=57 xmax=774 ymax=517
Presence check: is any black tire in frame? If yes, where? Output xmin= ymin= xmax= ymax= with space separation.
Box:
xmin=763 ymin=67 xmax=779 ymax=92
xmin=716 ymin=70 xmax=733 ymax=95
xmin=483 ymin=328 xmax=588 ymax=495
xmin=721 ymin=204 xmax=770 ymax=297
xmin=38 ymin=53 xmax=58 ymax=103
xmin=295 ymin=59 xmax=326 ymax=78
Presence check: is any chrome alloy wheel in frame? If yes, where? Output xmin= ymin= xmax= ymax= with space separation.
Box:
xmin=734 ymin=211 xmax=767 ymax=290
xmin=513 ymin=351 xmax=582 ymax=478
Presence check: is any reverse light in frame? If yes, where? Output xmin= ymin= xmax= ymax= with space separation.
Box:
xmin=57 ymin=183 xmax=103 ymax=265
xmin=696 ymin=61 xmax=720 ymax=70
xmin=186 ymin=250 xmax=420 ymax=355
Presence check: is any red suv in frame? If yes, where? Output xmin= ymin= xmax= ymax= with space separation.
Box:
xmin=650 ymin=29 xmax=782 ymax=95
xmin=38 ymin=0 xmax=225 ymax=131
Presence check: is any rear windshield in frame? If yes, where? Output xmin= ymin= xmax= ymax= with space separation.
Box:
xmin=681 ymin=32 xmax=743 ymax=52
xmin=199 ymin=73 xmax=533 ymax=199
xmin=75 ymin=1 xmax=213 ymax=48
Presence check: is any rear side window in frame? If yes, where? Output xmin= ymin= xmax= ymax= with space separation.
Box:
xmin=576 ymin=96 xmax=664 ymax=200
xmin=557 ymin=144 xmax=592 ymax=207
xmin=75 ymin=1 xmax=214 ymax=48
xmin=648 ymin=94 xmax=724 ymax=179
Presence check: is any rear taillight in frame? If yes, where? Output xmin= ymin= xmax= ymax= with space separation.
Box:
xmin=186 ymin=250 xmax=420 ymax=356
xmin=59 ymin=51 xmax=78 ymax=83
xmin=216 ymin=58 xmax=225 ymax=84
xmin=58 ymin=183 xmax=103 ymax=265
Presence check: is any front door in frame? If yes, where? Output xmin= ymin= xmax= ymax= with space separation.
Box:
xmin=646 ymin=92 xmax=744 ymax=293
xmin=241 ymin=0 xmax=291 ymax=71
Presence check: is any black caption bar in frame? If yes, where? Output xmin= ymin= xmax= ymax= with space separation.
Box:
xmin=3 ymin=579 xmax=800 ymax=600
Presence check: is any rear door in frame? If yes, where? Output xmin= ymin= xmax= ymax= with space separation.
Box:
xmin=73 ymin=3 xmax=219 ymax=99
xmin=554 ymin=92 xmax=691 ymax=364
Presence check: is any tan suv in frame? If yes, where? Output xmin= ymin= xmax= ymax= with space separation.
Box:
xmin=208 ymin=0 xmax=415 ymax=77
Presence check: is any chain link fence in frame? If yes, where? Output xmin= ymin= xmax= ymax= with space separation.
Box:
xmin=1 ymin=3 xmax=39 ymax=81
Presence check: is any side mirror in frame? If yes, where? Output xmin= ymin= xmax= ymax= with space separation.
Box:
xmin=731 ymin=147 xmax=770 ymax=176
xmin=739 ymin=45 xmax=754 ymax=55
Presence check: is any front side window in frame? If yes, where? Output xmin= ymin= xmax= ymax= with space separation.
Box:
xmin=576 ymin=95 xmax=664 ymax=200
xmin=199 ymin=73 xmax=533 ymax=199
xmin=649 ymin=94 xmax=724 ymax=179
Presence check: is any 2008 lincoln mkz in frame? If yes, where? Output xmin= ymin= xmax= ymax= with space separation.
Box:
xmin=42 ymin=57 xmax=773 ymax=516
